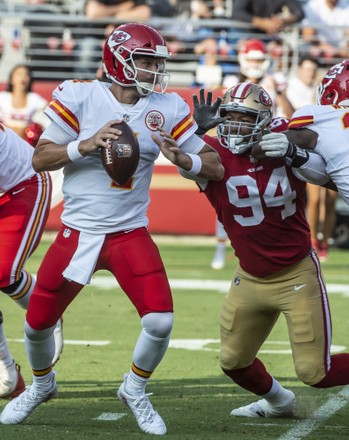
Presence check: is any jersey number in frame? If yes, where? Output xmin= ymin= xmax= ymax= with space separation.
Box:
xmin=226 ymin=167 xmax=296 ymax=226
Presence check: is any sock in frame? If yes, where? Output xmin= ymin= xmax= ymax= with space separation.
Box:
xmin=132 ymin=328 xmax=170 ymax=373
xmin=223 ymin=358 xmax=273 ymax=395
xmin=262 ymin=378 xmax=291 ymax=406
xmin=32 ymin=370 xmax=55 ymax=392
xmin=125 ymin=365 xmax=149 ymax=395
xmin=0 ymin=312 xmax=13 ymax=369
xmin=313 ymin=353 xmax=349 ymax=387
xmin=4 ymin=271 xmax=35 ymax=309
xmin=25 ymin=321 xmax=56 ymax=371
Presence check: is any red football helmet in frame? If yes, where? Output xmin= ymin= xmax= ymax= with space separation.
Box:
xmin=103 ymin=23 xmax=171 ymax=96
xmin=317 ymin=59 xmax=349 ymax=105
xmin=217 ymin=82 xmax=273 ymax=154
xmin=238 ymin=39 xmax=270 ymax=79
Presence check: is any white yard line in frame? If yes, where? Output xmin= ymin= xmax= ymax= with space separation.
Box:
xmin=89 ymin=277 xmax=349 ymax=296
xmin=277 ymin=386 xmax=349 ymax=440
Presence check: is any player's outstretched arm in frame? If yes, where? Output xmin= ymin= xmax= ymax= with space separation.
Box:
xmin=151 ymin=127 xmax=224 ymax=181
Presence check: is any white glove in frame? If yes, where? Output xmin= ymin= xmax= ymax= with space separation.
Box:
xmin=259 ymin=132 xmax=289 ymax=158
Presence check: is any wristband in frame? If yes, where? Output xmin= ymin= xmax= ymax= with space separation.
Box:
xmin=186 ymin=153 xmax=202 ymax=175
xmin=67 ymin=140 xmax=83 ymax=162
xmin=285 ymin=143 xmax=309 ymax=168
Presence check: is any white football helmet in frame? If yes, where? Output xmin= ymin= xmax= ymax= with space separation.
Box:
xmin=217 ymin=82 xmax=273 ymax=154
xmin=238 ymin=39 xmax=270 ymax=80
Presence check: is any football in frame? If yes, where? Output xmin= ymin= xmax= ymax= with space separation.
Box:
xmin=101 ymin=121 xmax=140 ymax=185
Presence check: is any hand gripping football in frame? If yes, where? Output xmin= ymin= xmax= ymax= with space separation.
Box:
xmin=101 ymin=121 xmax=140 ymax=185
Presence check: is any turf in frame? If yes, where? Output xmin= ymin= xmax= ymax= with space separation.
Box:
xmin=0 ymin=238 xmax=349 ymax=439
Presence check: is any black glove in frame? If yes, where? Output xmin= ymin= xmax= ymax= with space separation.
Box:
xmin=192 ymin=89 xmax=226 ymax=135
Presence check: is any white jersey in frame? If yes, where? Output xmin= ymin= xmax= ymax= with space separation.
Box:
xmin=0 ymin=123 xmax=35 ymax=192
xmin=0 ymin=91 xmax=47 ymax=130
xmin=289 ymin=104 xmax=349 ymax=203
xmin=44 ymin=80 xmax=204 ymax=234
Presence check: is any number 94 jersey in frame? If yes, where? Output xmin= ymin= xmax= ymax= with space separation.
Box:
xmin=203 ymin=135 xmax=310 ymax=277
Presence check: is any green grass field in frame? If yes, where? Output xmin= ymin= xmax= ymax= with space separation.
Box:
xmin=1 ymin=237 xmax=349 ymax=440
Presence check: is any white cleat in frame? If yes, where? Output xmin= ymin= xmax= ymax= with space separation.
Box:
xmin=0 ymin=379 xmax=57 ymax=424
xmin=0 ymin=362 xmax=25 ymax=398
xmin=117 ymin=374 xmax=166 ymax=435
xmin=210 ymin=247 xmax=226 ymax=270
xmin=52 ymin=317 xmax=64 ymax=366
xmin=231 ymin=390 xmax=296 ymax=418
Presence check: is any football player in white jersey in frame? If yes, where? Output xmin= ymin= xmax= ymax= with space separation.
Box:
xmin=0 ymin=23 xmax=224 ymax=434
xmin=255 ymin=59 xmax=349 ymax=203
xmin=0 ymin=123 xmax=64 ymax=398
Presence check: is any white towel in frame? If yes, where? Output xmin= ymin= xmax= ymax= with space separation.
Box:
xmin=63 ymin=232 xmax=105 ymax=285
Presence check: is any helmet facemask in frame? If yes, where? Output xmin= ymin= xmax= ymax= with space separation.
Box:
xmin=217 ymin=82 xmax=272 ymax=154
xmin=217 ymin=108 xmax=270 ymax=154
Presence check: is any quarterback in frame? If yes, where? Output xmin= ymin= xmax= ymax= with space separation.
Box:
xmin=0 ymin=23 xmax=223 ymax=435
xmin=184 ymin=82 xmax=349 ymax=418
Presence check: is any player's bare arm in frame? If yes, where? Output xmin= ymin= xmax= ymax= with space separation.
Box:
xmin=151 ymin=127 xmax=224 ymax=181
xmin=33 ymin=120 xmax=123 ymax=172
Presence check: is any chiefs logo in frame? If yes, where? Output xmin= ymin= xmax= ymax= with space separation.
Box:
xmin=145 ymin=111 xmax=165 ymax=131
xmin=108 ymin=30 xmax=131 ymax=49
xmin=325 ymin=62 xmax=345 ymax=79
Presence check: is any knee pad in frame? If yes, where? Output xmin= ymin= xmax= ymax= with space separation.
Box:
xmin=141 ymin=312 xmax=173 ymax=339
xmin=295 ymin=360 xmax=323 ymax=386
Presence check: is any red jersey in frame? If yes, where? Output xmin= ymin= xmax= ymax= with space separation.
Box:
xmin=202 ymin=133 xmax=311 ymax=277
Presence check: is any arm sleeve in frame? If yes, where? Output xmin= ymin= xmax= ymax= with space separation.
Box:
xmin=291 ymin=151 xmax=330 ymax=185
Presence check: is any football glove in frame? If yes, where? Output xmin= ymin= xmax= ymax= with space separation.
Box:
xmin=193 ymin=89 xmax=226 ymax=135
xmin=260 ymin=132 xmax=309 ymax=167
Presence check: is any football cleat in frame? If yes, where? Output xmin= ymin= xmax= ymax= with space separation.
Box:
xmin=52 ymin=317 xmax=64 ymax=366
xmin=0 ymin=376 xmax=57 ymax=424
xmin=117 ymin=374 xmax=166 ymax=435
xmin=0 ymin=362 xmax=25 ymax=399
xmin=231 ymin=390 xmax=295 ymax=418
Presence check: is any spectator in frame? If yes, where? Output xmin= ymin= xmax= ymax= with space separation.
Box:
xmin=223 ymin=39 xmax=295 ymax=118
xmin=286 ymin=55 xmax=319 ymax=109
xmin=233 ymin=0 xmax=305 ymax=36
xmin=85 ymin=0 xmax=151 ymax=20
xmin=302 ymin=0 xmax=349 ymax=60
xmin=75 ymin=0 xmax=151 ymax=79
xmin=23 ymin=1 xmax=73 ymax=81
xmin=0 ymin=64 xmax=48 ymax=142
xmin=286 ymin=55 xmax=336 ymax=262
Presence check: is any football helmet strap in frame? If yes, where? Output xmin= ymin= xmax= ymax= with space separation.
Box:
xmin=217 ymin=82 xmax=273 ymax=154
xmin=103 ymin=23 xmax=171 ymax=96
xmin=238 ymin=39 xmax=270 ymax=79
xmin=317 ymin=59 xmax=349 ymax=105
